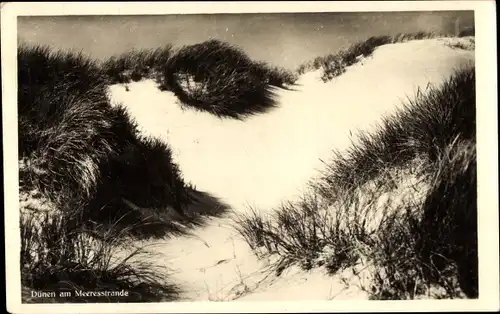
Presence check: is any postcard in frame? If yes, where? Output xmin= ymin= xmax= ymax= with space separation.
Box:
xmin=2 ymin=1 xmax=498 ymax=313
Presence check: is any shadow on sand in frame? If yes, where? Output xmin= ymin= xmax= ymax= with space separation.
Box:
xmin=90 ymin=187 xmax=231 ymax=240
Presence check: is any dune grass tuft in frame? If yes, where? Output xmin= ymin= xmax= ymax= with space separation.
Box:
xmin=20 ymin=194 xmax=180 ymax=303
xmin=297 ymin=32 xmax=467 ymax=82
xmin=18 ymin=44 xmax=211 ymax=302
xmin=101 ymin=39 xmax=297 ymax=119
xmin=157 ymin=39 xmax=297 ymax=119
xmin=101 ymin=45 xmax=175 ymax=84
xmin=233 ymin=65 xmax=477 ymax=299
xmin=319 ymin=64 xmax=475 ymax=192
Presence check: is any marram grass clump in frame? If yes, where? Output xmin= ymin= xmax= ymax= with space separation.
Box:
xmin=234 ymin=65 xmax=477 ymax=299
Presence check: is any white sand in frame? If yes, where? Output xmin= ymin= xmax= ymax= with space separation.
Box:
xmin=108 ymin=37 xmax=474 ymax=301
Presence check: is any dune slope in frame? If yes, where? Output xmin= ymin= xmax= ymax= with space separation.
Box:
xmin=108 ymin=37 xmax=475 ymax=301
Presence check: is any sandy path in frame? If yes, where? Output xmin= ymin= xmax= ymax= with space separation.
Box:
xmin=109 ymin=37 xmax=474 ymax=301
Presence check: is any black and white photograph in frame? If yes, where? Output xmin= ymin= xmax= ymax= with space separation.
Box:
xmin=2 ymin=1 xmax=499 ymax=313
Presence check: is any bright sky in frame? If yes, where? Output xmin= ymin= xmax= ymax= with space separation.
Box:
xmin=18 ymin=11 xmax=474 ymax=70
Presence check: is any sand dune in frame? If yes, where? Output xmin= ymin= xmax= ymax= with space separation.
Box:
xmin=108 ymin=37 xmax=475 ymax=301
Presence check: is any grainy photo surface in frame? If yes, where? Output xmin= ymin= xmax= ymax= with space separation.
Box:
xmin=3 ymin=2 xmax=499 ymax=314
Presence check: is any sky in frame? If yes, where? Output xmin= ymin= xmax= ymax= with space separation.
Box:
xmin=17 ymin=11 xmax=474 ymax=70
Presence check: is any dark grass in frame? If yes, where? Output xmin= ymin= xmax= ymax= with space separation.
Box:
xmin=297 ymin=35 xmax=393 ymax=82
xmin=101 ymin=45 xmax=175 ymax=84
xmin=101 ymin=39 xmax=297 ymax=119
xmin=18 ymin=43 xmax=225 ymax=238
xmin=414 ymin=139 xmax=478 ymax=298
xmin=233 ymin=66 xmax=477 ymax=299
xmin=297 ymin=32 xmax=464 ymax=82
xmin=20 ymin=200 xmax=180 ymax=303
xmin=18 ymin=43 xmax=131 ymax=202
xmin=157 ymin=39 xmax=297 ymax=119
xmin=366 ymin=138 xmax=476 ymax=299
xmin=317 ymin=64 xmax=475 ymax=193
xmin=18 ymin=44 xmax=230 ymax=301
xmin=232 ymin=196 xmax=361 ymax=277
xmin=18 ymin=44 xmax=109 ymax=110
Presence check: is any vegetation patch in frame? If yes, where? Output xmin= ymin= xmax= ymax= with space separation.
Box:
xmin=157 ymin=39 xmax=297 ymax=119
xmin=233 ymin=65 xmax=477 ymax=299
xmin=297 ymin=31 xmax=474 ymax=82
xmin=20 ymin=190 xmax=180 ymax=303
xmin=101 ymin=45 xmax=175 ymax=84
xmin=101 ymin=40 xmax=297 ymax=119
xmin=18 ymin=44 xmax=227 ymax=302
